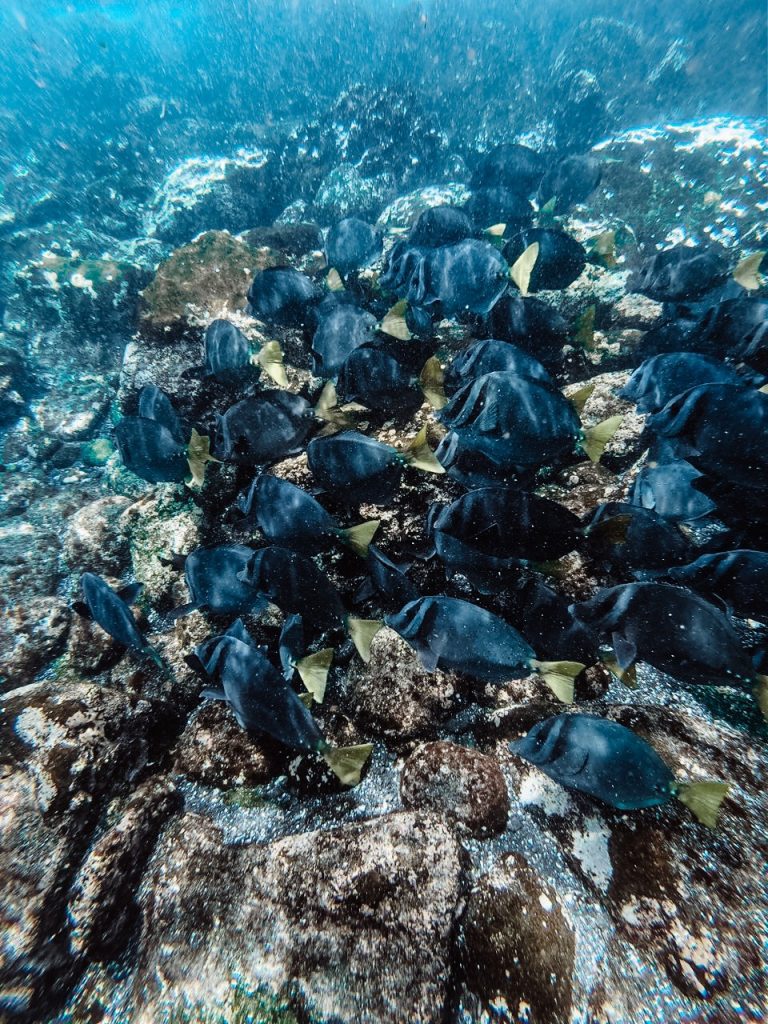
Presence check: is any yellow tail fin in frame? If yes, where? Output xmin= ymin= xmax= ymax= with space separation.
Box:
xmin=677 ymin=781 xmax=730 ymax=828
xmin=531 ymin=660 xmax=584 ymax=703
xmin=380 ymin=299 xmax=412 ymax=341
xmin=403 ymin=424 xmax=445 ymax=474
xmin=322 ymin=743 xmax=374 ymax=786
xmin=186 ymin=429 xmax=220 ymax=487
xmin=419 ymin=356 xmax=447 ymax=410
xmin=509 ymin=241 xmax=539 ymax=297
xmin=339 ymin=519 xmax=380 ymax=558
xmin=348 ymin=617 xmax=383 ymax=662
xmin=295 ymin=648 xmax=334 ymax=704
xmin=582 ymin=415 xmax=623 ymax=463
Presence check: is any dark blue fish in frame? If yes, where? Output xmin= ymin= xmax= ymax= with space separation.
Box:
xmin=214 ymin=391 xmax=314 ymax=466
xmin=463 ymin=188 xmax=533 ymax=231
xmin=356 ymin=544 xmax=420 ymax=608
xmin=510 ymin=713 xmax=728 ymax=825
xmin=192 ymin=620 xmax=371 ymax=785
xmin=486 ymin=292 xmax=569 ymax=364
xmin=236 ymin=474 xmax=378 ymax=556
xmin=428 ymin=488 xmax=581 ymax=593
xmin=75 ymin=573 xmax=161 ymax=667
xmin=311 ymin=302 xmax=378 ymax=379
xmin=166 ymin=544 xmax=266 ymax=620
xmin=444 ymin=339 xmax=552 ymax=394
xmin=379 ymin=240 xmax=430 ymax=305
xmin=629 ymin=458 xmax=716 ymax=522
xmin=277 ymin=614 xmax=334 ymax=704
xmin=504 ymin=228 xmax=586 ymax=292
xmin=137 ymin=385 xmax=185 ymax=441
xmin=584 ymin=502 xmax=691 ymax=572
xmin=407 ymin=206 xmax=474 ymax=248
xmin=385 ymin=596 xmax=583 ymax=702
xmin=695 ymin=297 xmax=768 ymax=369
xmin=237 ymin=545 xmax=346 ymax=633
xmin=621 ymin=353 xmax=747 ymax=414
xmin=203 ymin=319 xmax=252 ymax=380
xmin=426 ymin=238 xmax=510 ymax=316
xmin=627 ymin=244 xmax=728 ymax=303
xmin=307 ymin=427 xmax=443 ymax=506
xmin=325 ymin=217 xmax=382 ymax=276
xmin=246 ymin=267 xmax=318 ymax=327
xmin=470 ymin=143 xmax=545 ymax=196
xmin=507 ymin=579 xmax=599 ymax=666
xmin=537 ymin=155 xmax=601 ymax=210
xmin=571 ymin=582 xmax=758 ymax=691
xmin=336 ymin=344 xmax=423 ymax=413
xmin=664 ymin=550 xmax=768 ymax=622
xmin=436 ymin=430 xmax=522 ymax=489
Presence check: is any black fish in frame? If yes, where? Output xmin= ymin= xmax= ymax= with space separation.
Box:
xmin=325 ymin=217 xmax=382 ymax=276
xmin=307 ymin=427 xmax=443 ymax=506
xmin=463 ymin=188 xmax=533 ymax=231
xmin=237 ymin=545 xmax=346 ymax=633
xmin=694 ymin=297 xmax=768 ymax=368
xmin=428 ymin=487 xmax=582 ymax=593
xmin=193 ymin=620 xmax=371 ymax=785
xmin=664 ymin=550 xmax=768 ymax=622
xmin=203 ymin=319 xmax=251 ymax=380
xmin=504 ymin=228 xmax=586 ymax=292
xmin=311 ymin=302 xmax=378 ymax=379
xmin=385 ymin=596 xmax=583 ymax=702
xmin=584 ymin=502 xmax=691 ymax=572
xmin=470 ymin=143 xmax=544 ymax=196
xmin=246 ymin=267 xmax=318 ymax=327
xmin=214 ymin=391 xmax=314 ymax=466
xmin=537 ymin=155 xmax=601 ymax=210
xmin=75 ymin=572 xmax=161 ymax=666
xmin=627 ymin=244 xmax=728 ymax=303
xmin=407 ymin=206 xmax=474 ymax=248
xmin=486 ymin=292 xmax=569 ymax=364
xmin=356 ymin=544 xmax=419 ymax=608
xmin=444 ymin=339 xmax=552 ymax=394
xmin=571 ymin=582 xmax=760 ymax=693
xmin=510 ymin=713 xmax=728 ymax=825
xmin=237 ymin=474 xmax=378 ymax=556
xmin=336 ymin=344 xmax=423 ymax=413
xmin=621 ymin=353 xmax=747 ymax=414
xmin=166 ymin=544 xmax=266 ymax=619
xmin=629 ymin=458 xmax=716 ymax=522
xmin=426 ymin=238 xmax=510 ymax=316
xmin=507 ymin=579 xmax=598 ymax=666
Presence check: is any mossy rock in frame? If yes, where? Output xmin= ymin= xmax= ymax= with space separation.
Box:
xmin=140 ymin=231 xmax=281 ymax=335
xmin=166 ymin=981 xmax=300 ymax=1024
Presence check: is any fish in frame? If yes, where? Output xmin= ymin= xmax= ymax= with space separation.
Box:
xmin=663 ymin=550 xmax=768 ymax=622
xmin=506 ymin=578 xmax=599 ymax=665
xmin=647 ymin=382 xmax=768 ymax=488
xmin=485 ymin=291 xmax=569 ymax=365
xmin=510 ymin=713 xmax=728 ymax=826
xmin=427 ymin=487 xmax=582 ymax=593
xmin=74 ymin=572 xmax=162 ymax=667
xmin=213 ymin=390 xmax=315 ymax=466
xmin=192 ymin=620 xmax=371 ymax=785
xmin=278 ymin=614 xmax=334 ymax=704
xmin=246 ymin=267 xmax=318 ymax=327
xmin=426 ymin=238 xmax=510 ymax=316
xmin=236 ymin=545 xmax=379 ymax=660
xmin=356 ymin=544 xmax=420 ymax=608
xmin=385 ymin=596 xmax=584 ymax=702
xmin=438 ymin=371 xmax=621 ymax=469
xmin=163 ymin=544 xmax=267 ymax=620
xmin=470 ymin=143 xmax=545 ymax=196
xmin=537 ymin=154 xmax=602 ymax=210
xmin=311 ymin=301 xmax=378 ymax=379
xmin=584 ymin=502 xmax=691 ymax=572
xmin=463 ymin=188 xmax=533 ymax=233
xmin=629 ymin=458 xmax=717 ymax=522
xmin=627 ymin=244 xmax=728 ymax=303
xmin=203 ymin=318 xmax=288 ymax=387
xmin=307 ymin=426 xmax=443 ymax=506
xmin=236 ymin=474 xmax=379 ymax=557
xmin=435 ymin=430 xmax=523 ymax=489
xmin=504 ymin=228 xmax=586 ymax=292
xmin=406 ymin=205 xmax=474 ymax=248
xmin=115 ymin=386 xmax=216 ymax=486
xmin=443 ymin=338 xmax=552 ymax=394
xmin=571 ymin=582 xmax=764 ymax=700
xmin=694 ymin=297 xmax=768 ymax=369
xmin=621 ymin=352 xmax=749 ymax=414
xmin=324 ymin=217 xmax=382 ymax=276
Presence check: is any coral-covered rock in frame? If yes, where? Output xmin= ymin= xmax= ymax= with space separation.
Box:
xmin=313 ymin=165 xmax=394 ymax=225
xmin=0 ymin=596 xmax=71 ymax=688
xmin=132 ymin=811 xmax=464 ymax=1024
xmin=400 ymin=740 xmax=509 ymax=837
xmin=63 ymin=495 xmax=132 ymax=576
xmin=459 ymin=853 xmax=576 ymax=1024
xmin=173 ymin=701 xmax=280 ymax=788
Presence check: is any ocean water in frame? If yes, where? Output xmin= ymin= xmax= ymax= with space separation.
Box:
xmin=1 ymin=2 xmax=768 ymax=1023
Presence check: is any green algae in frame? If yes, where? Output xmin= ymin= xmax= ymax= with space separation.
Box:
xmin=166 ymin=980 xmax=300 ymax=1024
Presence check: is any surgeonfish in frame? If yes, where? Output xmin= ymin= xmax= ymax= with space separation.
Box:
xmin=510 ymin=713 xmax=729 ymax=826
xmin=74 ymin=573 xmax=162 ymax=668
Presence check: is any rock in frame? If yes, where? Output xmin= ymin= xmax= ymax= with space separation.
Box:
xmin=0 ymin=681 xmax=172 ymax=1016
xmin=68 ymin=776 xmax=181 ymax=959
xmin=173 ymin=701 xmax=280 ymax=788
xmin=377 ymin=184 xmax=472 ymax=231
xmin=0 ymin=519 xmax=63 ymax=604
xmin=117 ymin=332 xmax=205 ymax=417
xmin=66 ymin=609 xmax=125 ymax=676
xmin=610 ymin=291 xmax=665 ymax=330
xmin=140 ymin=230 xmax=278 ymax=336
xmin=32 ymin=378 xmax=112 ymax=442
xmin=459 ymin=853 xmax=576 ymax=1024
xmin=345 ymin=627 xmax=464 ymax=741
xmin=124 ymin=491 xmax=204 ymax=610
xmin=563 ymin=369 xmax=646 ymax=472
xmin=591 ymin=118 xmax=768 ymax=251
xmin=0 ymin=596 xmax=71 ymax=688
xmin=312 ymin=165 xmax=395 ymax=225
xmin=144 ymin=151 xmax=284 ymax=246
xmin=133 ymin=811 xmax=464 ymax=1024
xmin=239 ymin=222 xmax=323 ymax=259
xmin=400 ymin=741 xmax=509 ymax=837
xmin=63 ymin=495 xmax=132 ymax=575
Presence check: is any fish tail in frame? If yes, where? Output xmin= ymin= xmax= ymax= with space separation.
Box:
xmin=419 ymin=356 xmax=447 ymax=410
xmin=402 ymin=424 xmax=445 ymax=474
xmin=676 ymin=780 xmax=730 ymax=828
xmin=347 ymin=617 xmax=384 ymax=662
xmin=531 ymin=660 xmax=584 ymax=703
xmin=255 ymin=340 xmax=289 ymax=387
xmin=321 ymin=743 xmax=374 ymax=786
xmin=754 ymin=674 xmax=768 ymax=720
xmin=295 ymin=648 xmax=334 ymax=704
xmin=582 ymin=415 xmax=623 ymax=463
xmin=338 ymin=518 xmax=380 ymax=557
xmin=379 ymin=299 xmax=411 ymax=340
xmin=186 ymin=429 xmax=219 ymax=487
